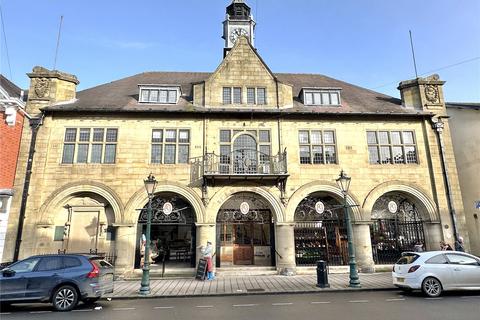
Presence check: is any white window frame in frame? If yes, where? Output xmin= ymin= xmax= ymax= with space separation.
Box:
xmin=138 ymin=85 xmax=181 ymax=104
xmin=302 ymin=88 xmax=341 ymax=106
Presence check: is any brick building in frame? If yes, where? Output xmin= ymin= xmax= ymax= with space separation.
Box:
xmin=2 ymin=0 xmax=469 ymax=277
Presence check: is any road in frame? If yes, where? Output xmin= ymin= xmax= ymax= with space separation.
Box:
xmin=1 ymin=290 xmax=480 ymax=319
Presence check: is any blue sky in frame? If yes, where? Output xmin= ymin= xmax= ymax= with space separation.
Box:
xmin=1 ymin=0 xmax=479 ymax=101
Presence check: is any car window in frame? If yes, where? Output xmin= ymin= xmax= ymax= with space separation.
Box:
xmin=426 ymin=254 xmax=448 ymax=264
xmin=63 ymin=257 xmax=82 ymax=268
xmin=9 ymin=257 xmax=41 ymax=273
xmin=90 ymin=258 xmax=112 ymax=268
xmin=446 ymin=254 xmax=479 ymax=266
xmin=36 ymin=257 xmax=63 ymax=272
xmin=396 ymin=253 xmax=420 ymax=264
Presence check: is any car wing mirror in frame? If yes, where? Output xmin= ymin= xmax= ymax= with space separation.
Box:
xmin=2 ymin=268 xmax=16 ymax=277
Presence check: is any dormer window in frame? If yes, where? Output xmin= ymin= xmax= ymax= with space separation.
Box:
xmin=139 ymin=85 xmax=180 ymax=104
xmin=302 ymin=88 xmax=341 ymax=106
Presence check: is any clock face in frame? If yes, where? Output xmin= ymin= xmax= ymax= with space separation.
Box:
xmin=230 ymin=28 xmax=248 ymax=43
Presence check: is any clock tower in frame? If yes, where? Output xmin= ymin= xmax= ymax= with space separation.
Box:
xmin=222 ymin=0 xmax=256 ymax=57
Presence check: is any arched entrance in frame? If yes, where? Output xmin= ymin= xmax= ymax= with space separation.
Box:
xmin=294 ymin=193 xmax=348 ymax=266
xmin=216 ymin=192 xmax=275 ymax=267
xmin=135 ymin=193 xmax=196 ymax=271
xmin=370 ymin=192 xmax=425 ymax=264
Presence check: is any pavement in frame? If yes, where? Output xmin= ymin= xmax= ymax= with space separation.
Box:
xmin=106 ymin=272 xmax=394 ymax=299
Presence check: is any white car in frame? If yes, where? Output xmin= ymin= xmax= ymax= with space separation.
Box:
xmin=392 ymin=251 xmax=480 ymax=297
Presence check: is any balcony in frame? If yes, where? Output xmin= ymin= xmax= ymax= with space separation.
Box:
xmin=203 ymin=149 xmax=289 ymax=183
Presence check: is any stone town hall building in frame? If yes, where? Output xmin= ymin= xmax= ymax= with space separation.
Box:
xmin=3 ymin=0 xmax=469 ymax=276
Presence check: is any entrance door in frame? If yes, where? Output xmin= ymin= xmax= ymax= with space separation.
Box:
xmin=233 ymin=224 xmax=253 ymax=265
xmin=68 ymin=211 xmax=100 ymax=253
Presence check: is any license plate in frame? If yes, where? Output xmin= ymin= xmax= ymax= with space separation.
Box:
xmin=397 ymin=277 xmax=405 ymax=283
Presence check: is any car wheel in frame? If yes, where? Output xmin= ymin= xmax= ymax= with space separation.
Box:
xmin=422 ymin=277 xmax=442 ymax=297
xmin=83 ymin=297 xmax=100 ymax=305
xmin=52 ymin=285 xmax=78 ymax=311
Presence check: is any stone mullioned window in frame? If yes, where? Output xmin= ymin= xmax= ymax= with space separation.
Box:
xmin=61 ymin=128 xmax=118 ymax=164
xmin=223 ymin=87 xmax=266 ymax=105
xmin=298 ymin=130 xmax=337 ymax=164
xmin=151 ymin=129 xmax=190 ymax=164
xmin=367 ymin=130 xmax=418 ymax=164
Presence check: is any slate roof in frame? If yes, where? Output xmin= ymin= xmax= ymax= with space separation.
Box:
xmin=446 ymin=102 xmax=480 ymax=110
xmin=0 ymin=74 xmax=24 ymax=99
xmin=44 ymin=71 xmax=431 ymax=117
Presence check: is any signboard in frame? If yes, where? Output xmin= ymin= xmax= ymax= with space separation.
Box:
xmin=388 ymin=201 xmax=398 ymax=213
xmin=195 ymin=258 xmax=207 ymax=280
xmin=240 ymin=202 xmax=250 ymax=215
xmin=163 ymin=202 xmax=173 ymax=215
xmin=315 ymin=201 xmax=325 ymax=214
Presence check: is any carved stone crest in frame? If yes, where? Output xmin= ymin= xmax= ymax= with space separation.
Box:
xmin=425 ymin=85 xmax=439 ymax=103
xmin=34 ymin=78 xmax=50 ymax=98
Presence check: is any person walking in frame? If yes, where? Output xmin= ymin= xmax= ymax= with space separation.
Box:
xmin=455 ymin=236 xmax=465 ymax=252
xmin=201 ymin=241 xmax=215 ymax=280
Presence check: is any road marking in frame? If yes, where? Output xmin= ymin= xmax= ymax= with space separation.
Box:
xmin=311 ymin=301 xmax=331 ymax=304
xmin=154 ymin=306 xmax=175 ymax=309
xmin=425 ymin=298 xmax=443 ymax=300
xmin=73 ymin=309 xmax=93 ymax=312
xmin=0 ymin=313 xmax=11 ymax=315
xmin=233 ymin=304 xmax=258 ymax=307
xmin=349 ymin=300 xmax=369 ymax=303
xmin=196 ymin=305 xmax=214 ymax=308
xmin=29 ymin=311 xmax=52 ymax=314
xmin=386 ymin=298 xmax=405 ymax=302
xmin=113 ymin=307 xmax=136 ymax=311
xmin=272 ymin=302 xmax=293 ymax=306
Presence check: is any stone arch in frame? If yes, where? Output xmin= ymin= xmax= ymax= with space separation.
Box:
xmin=124 ymin=181 xmax=205 ymax=224
xmin=207 ymin=186 xmax=285 ymax=223
xmin=285 ymin=181 xmax=363 ymax=222
xmin=38 ymin=180 xmax=124 ymax=224
xmin=362 ymin=181 xmax=438 ymax=222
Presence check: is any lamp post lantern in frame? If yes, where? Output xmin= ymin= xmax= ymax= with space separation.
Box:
xmin=139 ymin=173 xmax=158 ymax=295
xmin=336 ymin=170 xmax=361 ymax=288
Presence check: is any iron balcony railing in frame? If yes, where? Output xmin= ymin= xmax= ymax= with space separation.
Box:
xmin=203 ymin=149 xmax=288 ymax=176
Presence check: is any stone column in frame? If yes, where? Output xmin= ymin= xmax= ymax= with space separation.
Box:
xmin=424 ymin=222 xmax=443 ymax=251
xmin=114 ymin=224 xmax=136 ymax=277
xmin=352 ymin=223 xmax=375 ymax=273
xmin=275 ymin=222 xmax=296 ymax=275
xmin=195 ymin=223 xmax=216 ymax=267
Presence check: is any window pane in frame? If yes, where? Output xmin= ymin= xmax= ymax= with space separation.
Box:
xmin=312 ymin=146 xmax=323 ymax=164
xmin=323 ymin=131 xmax=335 ymax=144
xmin=313 ymin=92 xmax=321 ymax=105
xmin=330 ymin=92 xmax=339 ymax=105
xmin=368 ymin=146 xmax=380 ymax=164
xmin=178 ymin=145 xmax=189 ymax=163
xmin=405 ymin=146 xmax=417 ymax=163
xmin=10 ymin=258 xmax=40 ymax=273
xmin=324 ymin=146 xmax=336 ymax=164
xmin=247 ymin=88 xmax=255 ymax=104
xmin=64 ymin=128 xmax=77 ymax=142
xmin=62 ymin=144 xmax=75 ymax=164
xmin=36 ymin=257 xmax=63 ymax=272
xmin=311 ymin=131 xmax=322 ymax=144
xmin=77 ymin=144 xmax=89 ymax=163
xmin=164 ymin=145 xmax=176 ymax=164
xmin=257 ymin=88 xmax=266 ymax=105
xmin=165 ymin=129 xmax=176 ymax=142
xmin=426 ymin=254 xmax=448 ymax=264
xmin=305 ymin=92 xmax=313 ymax=105
xmin=141 ymin=89 xmax=149 ymax=102
xmin=391 ymin=131 xmax=401 ymax=144
xmin=54 ymin=226 xmax=64 ymax=241
xmin=233 ymin=87 xmax=242 ymax=104
xmin=367 ymin=131 xmax=377 ymax=144
xmin=220 ymin=130 xmax=231 ymax=142
xmin=93 ymin=128 xmax=104 ymax=142
xmin=178 ymin=130 xmax=189 ymax=143
xmin=151 ymin=144 xmax=162 ymax=163
xmin=378 ymin=131 xmax=389 ymax=144
xmin=403 ymin=131 xmax=414 ymax=144
xmin=91 ymin=144 xmax=103 ymax=163
xmin=79 ymin=128 xmax=90 ymax=142
xmin=380 ymin=146 xmax=391 ymax=164
xmin=106 ymin=128 xmax=118 ymax=142
xmin=392 ymin=146 xmax=404 ymax=164
xmin=299 ymin=131 xmax=309 ymax=144
xmin=159 ymin=90 xmax=168 ymax=103
xmin=167 ymin=90 xmax=177 ymax=103
xmin=259 ymin=130 xmax=270 ymax=143
xmin=104 ymin=144 xmax=116 ymax=163
xmin=299 ymin=146 xmax=311 ymax=164
xmin=321 ymin=92 xmax=330 ymax=104
xmin=223 ymin=87 xmax=232 ymax=104
xmin=63 ymin=257 xmax=82 ymax=268
xmin=152 ymin=129 xmax=163 ymax=142
xmin=149 ymin=90 xmax=159 ymax=102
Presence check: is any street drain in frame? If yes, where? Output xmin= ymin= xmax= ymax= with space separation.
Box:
xmin=246 ymin=288 xmax=265 ymax=292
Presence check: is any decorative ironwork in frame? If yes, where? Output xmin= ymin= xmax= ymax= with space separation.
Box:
xmin=217 ymin=209 xmax=271 ymax=223
xmin=370 ymin=193 xmax=425 ymax=264
xmin=294 ymin=196 xmax=340 ymax=221
xmin=138 ymin=195 xmax=194 ymax=224
xmin=203 ymin=149 xmax=287 ymax=175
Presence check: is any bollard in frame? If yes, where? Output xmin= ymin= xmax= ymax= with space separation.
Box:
xmin=316 ymin=260 xmax=330 ymax=288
